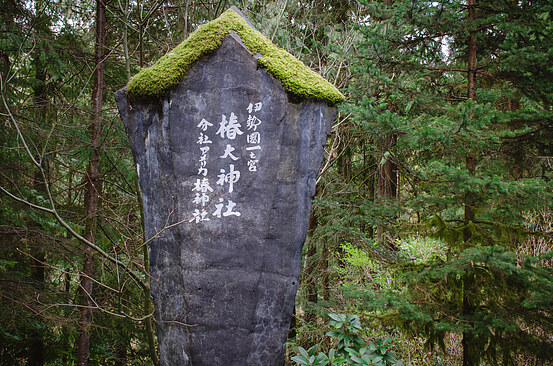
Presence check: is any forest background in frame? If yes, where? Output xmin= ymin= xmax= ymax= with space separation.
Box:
xmin=1 ymin=0 xmax=552 ymax=365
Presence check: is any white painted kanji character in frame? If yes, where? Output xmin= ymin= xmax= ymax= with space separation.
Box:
xmin=220 ymin=144 xmax=239 ymax=161
xmin=216 ymin=164 xmax=240 ymax=193
xmin=197 ymin=133 xmax=212 ymax=144
xmin=197 ymin=118 xmax=213 ymax=131
xmin=247 ymin=132 xmax=261 ymax=144
xmin=190 ymin=209 xmax=209 ymax=223
xmin=197 ymin=166 xmax=208 ymax=176
xmin=247 ymin=160 xmax=258 ymax=172
xmin=246 ymin=115 xmax=262 ymax=131
xmin=249 ymin=152 xmax=257 ymax=159
xmin=223 ymin=200 xmax=241 ymax=217
xmin=212 ymin=198 xmax=224 ymax=218
xmin=247 ymin=102 xmax=262 ymax=113
xmin=193 ymin=192 xmax=210 ymax=207
xmin=216 ymin=113 xmax=243 ymax=140
xmin=192 ymin=178 xmax=213 ymax=193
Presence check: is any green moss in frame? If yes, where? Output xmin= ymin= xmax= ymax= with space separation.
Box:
xmin=126 ymin=9 xmax=345 ymax=104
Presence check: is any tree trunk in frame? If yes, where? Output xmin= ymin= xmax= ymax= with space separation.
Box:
xmin=304 ymin=205 xmax=319 ymax=322
xmin=464 ymin=0 xmax=477 ymax=243
xmin=374 ymin=0 xmax=399 ymax=249
xmin=28 ymin=173 xmax=46 ymax=366
xmin=337 ymin=145 xmax=351 ymax=182
xmin=507 ymin=98 xmax=523 ymax=180
xmin=462 ymin=1 xmax=477 ymax=365
xmin=121 ymin=0 xmax=131 ymax=81
xmin=376 ymin=134 xmax=397 ymax=249
xmin=462 ymin=272 xmax=477 ymax=366
xmin=77 ymin=0 xmax=106 ymax=364
xmin=287 ymin=305 xmax=297 ymax=340
xmin=361 ymin=139 xmax=376 ymax=236
xmin=114 ymin=332 xmax=128 ymax=366
xmin=27 ymin=43 xmax=48 ymax=366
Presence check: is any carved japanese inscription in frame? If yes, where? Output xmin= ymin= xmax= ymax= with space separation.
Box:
xmin=115 ymin=9 xmax=338 ymax=366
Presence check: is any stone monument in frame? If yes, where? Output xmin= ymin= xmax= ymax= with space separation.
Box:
xmin=115 ymin=7 xmax=344 ymax=365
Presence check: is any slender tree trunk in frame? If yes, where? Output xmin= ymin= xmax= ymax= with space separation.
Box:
xmin=77 ymin=0 xmax=106 ymax=364
xmin=139 ymin=6 xmax=144 ymax=68
xmin=321 ymin=241 xmax=330 ymax=301
xmin=508 ymin=98 xmax=523 ymax=180
xmin=462 ymin=271 xmax=477 ymax=366
xmin=29 ymin=228 xmax=45 ymax=366
xmin=114 ymin=336 xmax=128 ymax=366
xmin=376 ymin=134 xmax=397 ymax=249
xmin=467 ymin=2 xmax=477 ymax=103
xmin=27 ymin=45 xmax=48 ymax=366
xmin=361 ymin=140 xmax=376 ymax=236
xmin=28 ymin=171 xmax=47 ymax=366
xmin=337 ymin=139 xmax=351 ymax=182
xmin=288 ymin=305 xmax=297 ymax=340
xmin=464 ymin=0 xmax=477 ymax=248
xmin=183 ymin=0 xmax=190 ymax=38
xmin=462 ymin=1 xmax=477 ymax=365
xmin=304 ymin=205 xmax=319 ymax=322
xmin=121 ymin=0 xmax=131 ymax=81
xmin=373 ymin=0 xmax=399 ymax=250
xmin=143 ymin=248 xmax=159 ymax=365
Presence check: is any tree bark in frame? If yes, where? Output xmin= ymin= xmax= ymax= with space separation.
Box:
xmin=464 ymin=0 xmax=477 ymax=241
xmin=304 ymin=204 xmax=319 ymax=322
xmin=462 ymin=1 xmax=477 ymax=365
xmin=121 ymin=0 xmax=131 ymax=81
xmin=373 ymin=0 xmax=399 ymax=249
xmin=77 ymin=0 xmax=106 ymax=364
xmin=376 ymin=134 xmax=397 ymax=249
xmin=462 ymin=272 xmax=477 ymax=366
xmin=27 ymin=41 xmax=48 ymax=366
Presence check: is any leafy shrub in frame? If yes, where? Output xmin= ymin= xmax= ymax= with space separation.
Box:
xmin=292 ymin=313 xmax=403 ymax=366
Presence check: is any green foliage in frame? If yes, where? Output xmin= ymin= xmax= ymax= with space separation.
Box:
xmin=326 ymin=313 xmax=364 ymax=355
xmin=310 ymin=0 xmax=553 ymax=364
xmin=126 ymin=8 xmax=344 ymax=103
xmin=335 ymin=243 xmax=389 ymax=286
xmin=292 ymin=345 xmax=335 ymax=366
xmin=397 ymin=237 xmax=446 ymax=264
xmin=347 ymin=337 xmax=401 ymax=366
xmin=340 ymin=243 xmax=378 ymax=269
xmin=292 ymin=314 xmax=403 ymax=366
xmin=387 ymin=246 xmax=553 ymax=363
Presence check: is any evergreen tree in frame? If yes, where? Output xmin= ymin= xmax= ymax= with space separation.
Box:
xmin=343 ymin=0 xmax=553 ymax=364
xmin=0 ymin=0 xmax=158 ymax=363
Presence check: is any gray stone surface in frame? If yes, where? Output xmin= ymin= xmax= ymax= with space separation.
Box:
xmin=116 ymin=31 xmax=336 ymax=365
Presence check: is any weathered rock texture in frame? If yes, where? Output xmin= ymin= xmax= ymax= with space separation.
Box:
xmin=116 ymin=25 xmax=336 ymax=366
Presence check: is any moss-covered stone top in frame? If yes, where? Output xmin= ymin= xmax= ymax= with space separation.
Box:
xmin=126 ymin=8 xmax=345 ymax=104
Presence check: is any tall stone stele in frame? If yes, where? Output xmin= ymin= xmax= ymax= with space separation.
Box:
xmin=115 ymin=7 xmax=344 ymax=366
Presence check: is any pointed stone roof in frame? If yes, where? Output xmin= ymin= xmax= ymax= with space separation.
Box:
xmin=126 ymin=7 xmax=345 ymax=104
